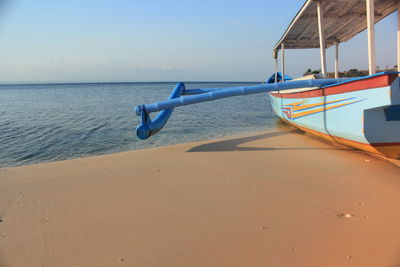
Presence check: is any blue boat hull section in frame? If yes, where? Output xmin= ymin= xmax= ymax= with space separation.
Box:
xmin=269 ymin=86 xmax=392 ymax=144
xmin=269 ymin=72 xmax=400 ymax=158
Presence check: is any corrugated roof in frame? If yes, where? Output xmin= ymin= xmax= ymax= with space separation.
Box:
xmin=274 ymin=0 xmax=398 ymax=51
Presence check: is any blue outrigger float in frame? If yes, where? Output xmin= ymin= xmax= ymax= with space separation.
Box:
xmin=135 ymin=0 xmax=400 ymax=159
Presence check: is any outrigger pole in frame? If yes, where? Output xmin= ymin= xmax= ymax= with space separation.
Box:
xmin=134 ymin=78 xmax=345 ymax=139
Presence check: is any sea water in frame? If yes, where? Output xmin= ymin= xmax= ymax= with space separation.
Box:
xmin=0 ymin=82 xmax=279 ymax=167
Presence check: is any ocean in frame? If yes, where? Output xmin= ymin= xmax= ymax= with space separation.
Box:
xmin=0 ymin=82 xmax=279 ymax=167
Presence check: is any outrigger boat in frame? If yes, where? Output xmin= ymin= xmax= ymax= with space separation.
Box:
xmin=134 ymin=0 xmax=400 ymax=159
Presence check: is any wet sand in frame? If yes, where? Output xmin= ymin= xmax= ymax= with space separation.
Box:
xmin=1 ymin=128 xmax=400 ymax=267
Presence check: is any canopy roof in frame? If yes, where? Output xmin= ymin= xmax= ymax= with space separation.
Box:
xmin=274 ymin=0 xmax=398 ymax=51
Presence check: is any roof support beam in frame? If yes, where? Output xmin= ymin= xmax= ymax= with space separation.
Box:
xmin=335 ymin=42 xmax=339 ymax=78
xmin=366 ymin=0 xmax=376 ymax=75
xmin=326 ymin=18 xmax=354 ymax=41
xmin=317 ymin=1 xmax=327 ymax=77
xmin=302 ymin=11 xmax=382 ymax=20
xmin=273 ymin=0 xmax=313 ymax=51
xmin=295 ymin=22 xmax=313 ymax=40
xmin=311 ymin=20 xmax=333 ymax=40
xmin=274 ymin=51 xmax=279 ymax=82
xmin=337 ymin=0 xmax=357 ymax=16
xmin=281 ymin=43 xmax=285 ymax=82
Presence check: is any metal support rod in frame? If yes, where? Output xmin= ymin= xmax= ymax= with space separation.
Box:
xmin=366 ymin=0 xmax=376 ymax=75
xmin=317 ymin=0 xmax=327 ymax=78
xmin=281 ymin=43 xmax=285 ymax=82
xmin=335 ymin=42 xmax=339 ymax=78
xmin=275 ymin=55 xmax=279 ymax=82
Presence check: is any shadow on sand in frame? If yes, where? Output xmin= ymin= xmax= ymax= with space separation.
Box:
xmin=187 ymin=129 xmax=352 ymax=153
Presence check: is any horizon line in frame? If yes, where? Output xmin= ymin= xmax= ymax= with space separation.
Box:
xmin=0 ymin=80 xmax=263 ymax=86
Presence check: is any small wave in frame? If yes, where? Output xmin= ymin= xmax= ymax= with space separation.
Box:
xmin=79 ymin=122 xmax=108 ymax=142
xmin=14 ymin=151 xmax=43 ymax=163
xmin=0 ymin=121 xmax=12 ymax=127
xmin=0 ymin=127 xmax=27 ymax=141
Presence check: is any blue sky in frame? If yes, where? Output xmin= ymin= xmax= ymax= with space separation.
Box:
xmin=0 ymin=0 xmax=398 ymax=83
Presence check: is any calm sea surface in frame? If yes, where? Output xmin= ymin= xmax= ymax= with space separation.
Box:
xmin=0 ymin=82 xmax=279 ymax=167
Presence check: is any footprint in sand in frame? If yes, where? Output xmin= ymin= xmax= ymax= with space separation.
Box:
xmin=337 ymin=213 xmax=353 ymax=218
xmin=337 ymin=212 xmax=369 ymax=220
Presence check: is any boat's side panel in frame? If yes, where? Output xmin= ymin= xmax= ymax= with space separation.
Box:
xmin=269 ymin=74 xmax=400 ymax=158
xmin=270 ymin=86 xmax=391 ymax=143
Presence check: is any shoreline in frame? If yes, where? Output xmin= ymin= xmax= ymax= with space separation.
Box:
xmin=1 ymin=128 xmax=400 ymax=266
xmin=1 ymin=126 xmax=281 ymax=170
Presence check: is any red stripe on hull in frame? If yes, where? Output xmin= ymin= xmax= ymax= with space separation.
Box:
xmin=270 ymin=73 xmax=398 ymax=99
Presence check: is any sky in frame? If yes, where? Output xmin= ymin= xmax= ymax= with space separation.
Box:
xmin=0 ymin=0 xmax=398 ymax=83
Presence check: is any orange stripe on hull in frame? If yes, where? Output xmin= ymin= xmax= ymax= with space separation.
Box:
xmin=291 ymin=101 xmax=359 ymax=119
xmin=291 ymin=98 xmax=348 ymax=111
xmin=285 ymin=101 xmax=305 ymax=107
xmin=283 ymin=119 xmax=400 ymax=159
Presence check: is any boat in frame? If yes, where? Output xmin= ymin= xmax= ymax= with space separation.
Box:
xmin=134 ymin=0 xmax=400 ymax=159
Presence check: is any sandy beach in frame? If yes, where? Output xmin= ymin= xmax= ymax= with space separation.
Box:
xmin=1 ymin=127 xmax=400 ymax=267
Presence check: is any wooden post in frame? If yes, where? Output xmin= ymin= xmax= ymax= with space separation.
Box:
xmin=275 ymin=55 xmax=279 ymax=83
xmin=366 ymin=0 xmax=376 ymax=75
xmin=398 ymin=0 xmax=400 ymax=75
xmin=281 ymin=43 xmax=285 ymax=82
xmin=335 ymin=42 xmax=339 ymax=79
xmin=317 ymin=0 xmax=327 ymax=78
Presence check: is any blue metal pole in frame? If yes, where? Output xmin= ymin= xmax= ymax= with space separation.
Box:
xmin=135 ymin=79 xmax=344 ymax=115
xmin=134 ymin=78 xmax=348 ymax=139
